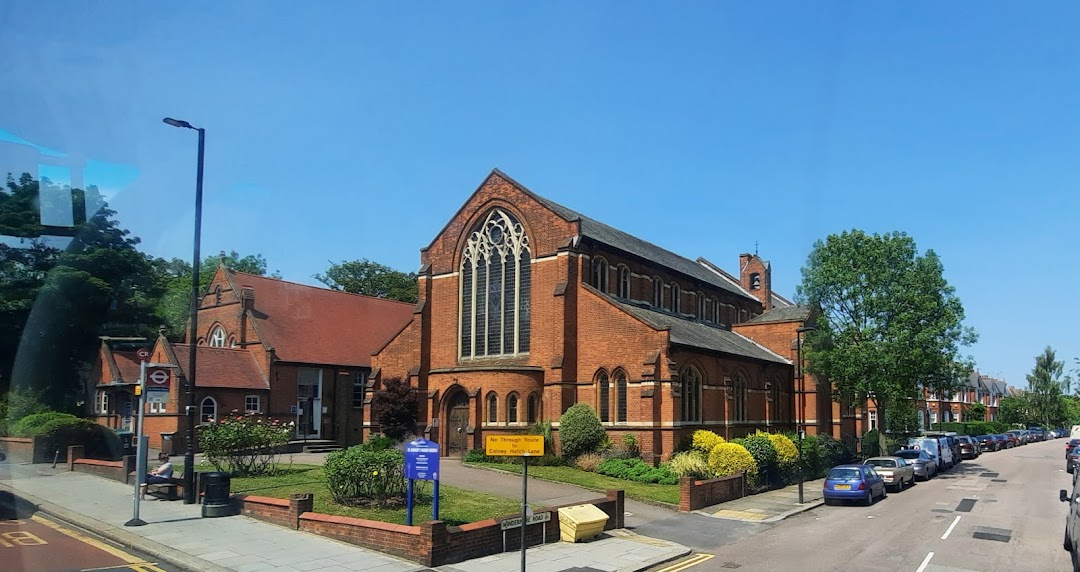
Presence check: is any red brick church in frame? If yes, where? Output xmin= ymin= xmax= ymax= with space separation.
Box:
xmin=370 ymin=170 xmax=804 ymax=461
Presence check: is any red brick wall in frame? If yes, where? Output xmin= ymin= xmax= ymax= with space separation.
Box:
xmin=679 ymin=474 xmax=745 ymax=511
xmin=0 ymin=437 xmax=38 ymax=463
xmin=299 ymin=513 xmax=424 ymax=562
xmin=234 ymin=495 xmax=293 ymax=527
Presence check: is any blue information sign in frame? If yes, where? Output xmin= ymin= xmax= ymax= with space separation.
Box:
xmin=405 ymin=438 xmax=440 ymax=481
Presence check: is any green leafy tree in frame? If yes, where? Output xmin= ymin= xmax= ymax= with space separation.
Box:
xmin=2 ymin=174 xmax=164 ymax=410
xmin=797 ymin=230 xmax=977 ymax=454
xmin=558 ymin=404 xmax=605 ymax=459
xmin=153 ymin=250 xmax=280 ymax=339
xmin=315 ymin=259 xmax=418 ymax=303
xmin=965 ymin=401 xmax=987 ymax=422
xmin=997 ymin=394 xmax=1031 ymax=425
xmin=370 ymin=377 xmax=418 ymax=440
xmin=1026 ymin=346 xmax=1071 ymax=428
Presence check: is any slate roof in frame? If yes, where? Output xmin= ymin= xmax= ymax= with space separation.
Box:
xmin=171 ymin=345 xmax=269 ymax=390
xmin=223 ymin=269 xmax=415 ymax=368
xmin=745 ymin=305 xmax=812 ymax=324
xmin=614 ymin=300 xmax=790 ymax=365
xmin=495 ymin=170 xmax=757 ymax=302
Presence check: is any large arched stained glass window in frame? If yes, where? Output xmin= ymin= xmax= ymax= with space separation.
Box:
xmin=460 ymin=209 xmax=532 ymax=357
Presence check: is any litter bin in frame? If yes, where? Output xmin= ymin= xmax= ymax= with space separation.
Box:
xmin=557 ymin=503 xmax=609 ymax=542
xmin=114 ymin=429 xmax=135 ymax=457
xmin=159 ymin=432 xmax=176 ymax=456
xmin=201 ymin=472 xmax=232 ymax=518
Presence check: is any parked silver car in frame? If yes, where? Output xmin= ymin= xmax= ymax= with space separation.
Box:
xmin=894 ymin=448 xmax=937 ymax=480
xmin=864 ymin=456 xmax=916 ymax=492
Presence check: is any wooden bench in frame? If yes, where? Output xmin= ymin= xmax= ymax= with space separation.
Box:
xmin=146 ymin=477 xmax=184 ymax=500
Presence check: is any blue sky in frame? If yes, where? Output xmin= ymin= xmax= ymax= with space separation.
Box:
xmin=1 ymin=2 xmax=1077 ymax=387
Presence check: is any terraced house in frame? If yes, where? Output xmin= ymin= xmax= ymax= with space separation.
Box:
xmin=369 ymin=170 xmax=797 ymax=461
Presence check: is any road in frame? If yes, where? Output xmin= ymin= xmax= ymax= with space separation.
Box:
xmin=0 ymin=491 xmax=176 ymax=572
xmin=658 ymin=438 xmax=1072 ymax=572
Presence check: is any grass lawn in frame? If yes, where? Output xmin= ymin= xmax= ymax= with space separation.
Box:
xmin=467 ymin=462 xmax=680 ymax=506
xmin=184 ymin=463 xmax=524 ymax=526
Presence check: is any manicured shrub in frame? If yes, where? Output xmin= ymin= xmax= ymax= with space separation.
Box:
xmin=463 ymin=449 xmax=489 ymax=463
xmin=692 ymin=430 xmax=724 ymax=453
xmin=0 ymin=388 xmax=50 ymax=436
xmin=38 ymin=418 xmax=120 ymax=460
xmin=558 ymin=404 xmax=605 ymax=459
xmin=324 ymin=445 xmax=408 ymax=506
xmin=799 ymin=434 xmax=824 ymax=477
xmin=732 ymin=433 xmax=778 ymax=483
xmin=668 ymin=450 xmax=711 ymax=479
xmin=862 ymin=429 xmax=882 ymax=457
xmin=818 ymin=434 xmax=854 ymax=473
xmin=198 ymin=414 xmax=291 ymax=476
xmin=574 ymin=453 xmax=604 ymax=472
xmin=12 ymin=412 xmax=77 ymax=437
xmin=707 ymin=442 xmax=756 ymax=479
xmin=622 ymin=434 xmax=640 ymax=458
xmin=597 ymin=458 xmax=678 ymax=485
xmin=761 ymin=432 xmax=798 ymax=464
xmin=360 ymin=434 xmax=397 ymax=453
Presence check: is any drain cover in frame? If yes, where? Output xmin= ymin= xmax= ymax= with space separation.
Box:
xmin=722 ymin=563 xmax=742 ymax=569
xmin=956 ymin=499 xmax=977 ymax=512
xmin=972 ymin=526 xmax=1012 ymax=543
xmin=932 ymin=509 xmax=953 ymax=513
xmin=980 ymin=472 xmax=999 ymax=478
xmin=992 ymin=479 xmax=1007 ymax=483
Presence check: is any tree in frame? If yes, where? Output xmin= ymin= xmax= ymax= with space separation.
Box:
xmin=315 ymin=259 xmax=417 ymax=303
xmin=1026 ymin=346 xmax=1072 ymax=428
xmin=797 ymin=230 xmax=977 ymax=453
xmin=1 ymin=174 xmax=164 ymax=410
xmin=965 ymin=401 xmax=987 ymax=422
xmin=153 ymin=250 xmax=280 ymax=339
xmin=998 ymin=394 xmax=1032 ymax=426
xmin=370 ymin=377 xmax=418 ymax=440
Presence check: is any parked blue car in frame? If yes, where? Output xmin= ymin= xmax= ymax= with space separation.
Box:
xmin=823 ymin=464 xmax=887 ymax=506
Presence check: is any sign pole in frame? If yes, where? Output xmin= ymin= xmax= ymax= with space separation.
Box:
xmin=520 ymin=456 xmax=528 ymax=572
xmin=433 ymin=476 xmax=440 ymax=521
xmin=406 ymin=478 xmax=414 ymax=526
xmin=126 ymin=361 xmax=148 ymax=527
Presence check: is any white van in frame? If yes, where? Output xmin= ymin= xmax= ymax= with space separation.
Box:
xmin=1071 ymin=425 xmax=1080 ymax=440
xmin=907 ymin=437 xmax=954 ymax=469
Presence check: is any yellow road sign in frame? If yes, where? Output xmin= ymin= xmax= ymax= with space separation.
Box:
xmin=485 ymin=435 xmax=544 ymax=457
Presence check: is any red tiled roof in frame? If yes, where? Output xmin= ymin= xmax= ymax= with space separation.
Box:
xmin=172 ymin=345 xmax=269 ymax=390
xmin=225 ymin=270 xmax=415 ymax=367
xmin=112 ymin=351 xmax=142 ymax=384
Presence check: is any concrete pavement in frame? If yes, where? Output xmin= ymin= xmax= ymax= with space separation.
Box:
xmin=0 ymin=461 xmax=689 ymax=572
xmin=696 ymin=478 xmax=824 ymax=523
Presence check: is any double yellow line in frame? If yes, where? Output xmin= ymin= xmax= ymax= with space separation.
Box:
xmin=656 ymin=552 xmax=715 ymax=572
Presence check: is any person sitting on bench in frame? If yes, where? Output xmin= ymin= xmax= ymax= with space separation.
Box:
xmin=140 ymin=453 xmax=174 ymax=499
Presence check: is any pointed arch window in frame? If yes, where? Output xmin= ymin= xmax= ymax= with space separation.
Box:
xmin=670 ymin=283 xmax=680 ymax=312
xmin=208 ymin=326 xmax=227 ymax=348
xmin=615 ymin=371 xmax=628 ymax=423
xmin=460 ymin=209 xmax=532 ymax=357
xmin=617 ymin=265 xmax=631 ymax=298
xmin=697 ymin=292 xmax=705 ymax=319
xmin=592 ymin=257 xmax=609 ymax=292
xmin=681 ymin=366 xmax=702 ymax=423
xmin=508 ymin=393 xmax=519 ymax=424
xmin=486 ymin=393 xmax=498 ymax=424
xmin=733 ymin=373 xmax=748 ymax=422
xmin=710 ymin=297 xmax=720 ymax=323
xmin=527 ymin=394 xmax=539 ymax=423
xmin=652 ymin=277 xmax=663 ymax=307
xmin=770 ymin=379 xmax=782 ymax=422
xmin=596 ymin=370 xmax=610 ymax=423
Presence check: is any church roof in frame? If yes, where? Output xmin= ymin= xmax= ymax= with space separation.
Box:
xmin=614 ymin=299 xmax=790 ymax=365
xmin=493 ymin=170 xmax=758 ymax=302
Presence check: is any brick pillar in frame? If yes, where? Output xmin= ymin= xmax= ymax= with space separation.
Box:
xmin=606 ymin=490 xmax=625 ymax=528
xmin=122 ymin=455 xmax=136 ymax=484
xmin=67 ymin=446 xmax=84 ymax=471
xmin=421 ymin=520 xmax=449 ymax=567
xmin=289 ymin=493 xmax=313 ymax=529
xmin=679 ymin=476 xmax=693 ymax=512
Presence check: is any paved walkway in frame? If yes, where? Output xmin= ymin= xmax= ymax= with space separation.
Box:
xmin=696 ymin=479 xmax=824 ymax=523
xmin=0 ymin=462 xmax=689 ymax=572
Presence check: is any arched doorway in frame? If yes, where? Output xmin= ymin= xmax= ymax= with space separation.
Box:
xmin=445 ymin=390 xmax=470 ymax=456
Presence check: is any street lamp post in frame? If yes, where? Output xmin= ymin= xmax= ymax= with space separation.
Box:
xmin=164 ymin=117 xmax=205 ymax=505
xmin=795 ymin=325 xmax=816 ymax=504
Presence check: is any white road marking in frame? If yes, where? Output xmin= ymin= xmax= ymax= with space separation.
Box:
xmin=941 ymin=515 xmax=962 ymax=540
xmin=915 ymin=551 xmax=935 ymax=572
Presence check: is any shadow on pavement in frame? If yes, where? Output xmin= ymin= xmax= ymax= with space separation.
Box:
xmin=0 ymin=490 xmax=38 ymax=520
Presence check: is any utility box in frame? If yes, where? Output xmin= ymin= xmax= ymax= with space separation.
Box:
xmin=558 ymin=504 xmax=609 ymax=542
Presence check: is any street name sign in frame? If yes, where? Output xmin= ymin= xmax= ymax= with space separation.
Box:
xmin=500 ymin=512 xmax=550 ymax=530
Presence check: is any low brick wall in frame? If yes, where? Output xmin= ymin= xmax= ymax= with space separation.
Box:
xmin=67 ymin=445 xmax=135 ymax=483
xmin=679 ymin=474 xmax=745 ymax=511
xmin=254 ymin=489 xmax=626 ymax=567
xmin=0 ymin=436 xmax=48 ymax=464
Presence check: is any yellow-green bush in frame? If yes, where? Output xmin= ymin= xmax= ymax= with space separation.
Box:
xmin=692 ymin=430 xmax=725 ymax=453
xmin=707 ymin=442 xmax=756 ymax=478
xmin=760 ymin=431 xmax=798 ymax=464
xmin=668 ymin=450 xmax=711 ymax=479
